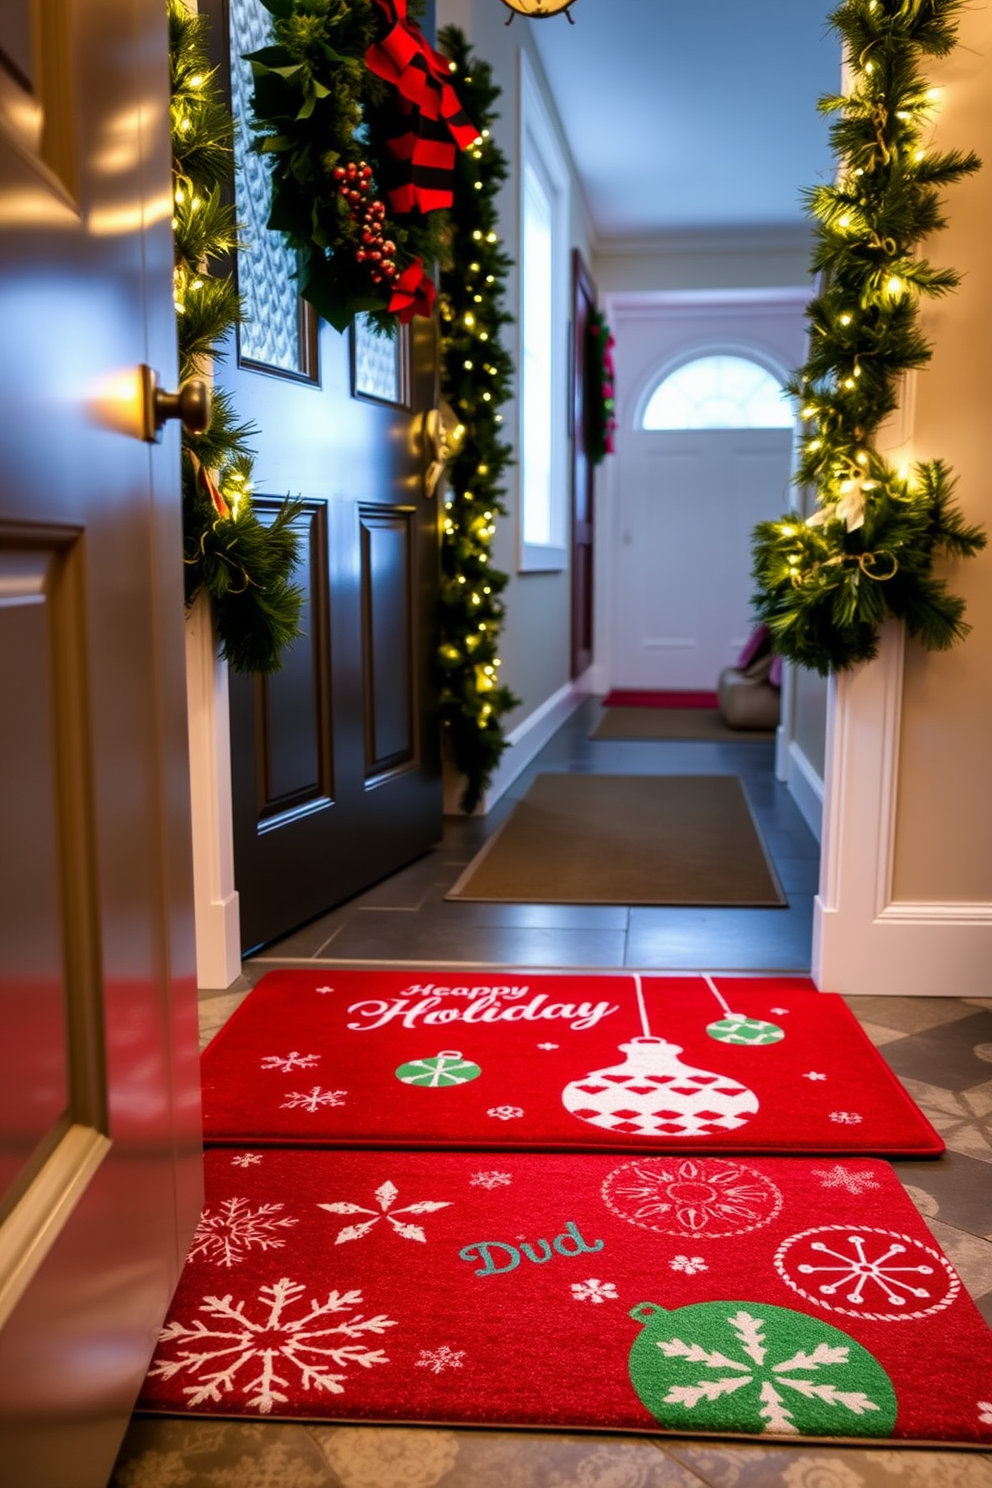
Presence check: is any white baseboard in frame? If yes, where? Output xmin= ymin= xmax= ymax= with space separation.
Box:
xmin=814 ymin=902 xmax=992 ymax=996
xmin=785 ymin=739 xmax=824 ymax=844
xmin=444 ymin=673 xmax=593 ymax=816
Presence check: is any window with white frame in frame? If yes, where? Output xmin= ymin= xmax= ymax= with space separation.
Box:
xmin=641 ymin=354 xmax=793 ymax=430
xmin=518 ymin=50 xmax=569 ymax=571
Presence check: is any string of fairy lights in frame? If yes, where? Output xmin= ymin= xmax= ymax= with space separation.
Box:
xmin=436 ymin=27 xmax=520 ymax=812
xmin=169 ymin=0 xmax=303 ymax=675
xmin=750 ymin=0 xmax=984 ymax=676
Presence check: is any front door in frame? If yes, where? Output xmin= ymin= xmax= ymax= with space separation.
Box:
xmin=215 ymin=0 xmax=442 ymax=953
xmin=0 ymin=1 xmax=201 ymax=1482
xmin=613 ymin=427 xmax=794 ymax=690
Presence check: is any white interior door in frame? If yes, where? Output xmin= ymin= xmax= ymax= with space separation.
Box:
xmin=613 ymin=427 xmax=793 ymax=690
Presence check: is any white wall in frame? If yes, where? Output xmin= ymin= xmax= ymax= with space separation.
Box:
xmin=595 ymin=227 xmax=814 ymax=297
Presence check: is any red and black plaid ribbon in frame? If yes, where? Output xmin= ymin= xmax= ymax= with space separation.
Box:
xmin=365 ymin=0 xmax=478 ymax=214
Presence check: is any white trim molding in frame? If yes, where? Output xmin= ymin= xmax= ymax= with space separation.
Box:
xmin=184 ymin=593 xmax=242 ymax=990
xmin=814 ymin=621 xmax=992 ymax=996
xmin=785 ymin=739 xmax=824 ymax=843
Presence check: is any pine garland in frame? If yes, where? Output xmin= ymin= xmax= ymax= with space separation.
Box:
xmin=169 ymin=0 xmax=304 ymax=674
xmin=586 ymin=307 xmax=616 ymax=465
xmin=245 ymin=0 xmax=449 ymax=332
xmin=435 ymin=27 xmax=520 ymax=813
xmin=751 ymin=0 xmax=985 ymax=676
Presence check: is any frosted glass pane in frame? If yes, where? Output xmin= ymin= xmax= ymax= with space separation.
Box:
xmin=354 ymin=315 xmax=404 ymax=404
xmin=521 ymin=163 xmax=554 ymax=546
xmin=231 ymin=0 xmax=307 ymax=374
xmin=643 ymin=355 xmax=793 ymax=430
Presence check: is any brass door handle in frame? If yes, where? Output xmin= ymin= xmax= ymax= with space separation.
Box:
xmin=140 ymin=364 xmax=210 ymax=442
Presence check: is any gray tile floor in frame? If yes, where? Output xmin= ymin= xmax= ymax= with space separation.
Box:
xmin=112 ymin=700 xmax=992 ymax=1487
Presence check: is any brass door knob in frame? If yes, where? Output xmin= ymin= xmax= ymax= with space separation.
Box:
xmin=140 ymin=364 xmax=210 ymax=442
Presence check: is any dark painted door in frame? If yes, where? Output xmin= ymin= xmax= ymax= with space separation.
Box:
xmin=215 ymin=0 xmax=442 ymax=952
xmin=571 ymin=250 xmax=597 ymax=678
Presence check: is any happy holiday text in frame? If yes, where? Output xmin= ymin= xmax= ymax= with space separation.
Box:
xmin=347 ymin=984 xmax=620 ymax=1032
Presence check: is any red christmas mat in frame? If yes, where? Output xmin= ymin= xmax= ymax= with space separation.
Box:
xmin=200 ymin=972 xmax=942 ymax=1156
xmin=602 ymin=690 xmax=720 ymax=708
xmin=138 ymin=1147 xmax=992 ymax=1444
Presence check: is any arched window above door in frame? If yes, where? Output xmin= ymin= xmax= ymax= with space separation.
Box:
xmin=641 ymin=354 xmax=793 ymax=430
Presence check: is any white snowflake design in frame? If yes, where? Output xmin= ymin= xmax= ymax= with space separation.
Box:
xmin=571 ymin=1278 xmax=618 ymax=1305
xmin=316 ymin=985 xmax=334 ymax=994
xmin=231 ymin=1154 xmax=263 ymax=1168
xmin=979 ymin=1400 xmax=992 ymax=1425
xmin=280 ymin=1086 xmax=348 ymax=1113
xmin=652 ymin=1308 xmax=887 ymax=1435
xmin=669 ymin=1255 xmax=709 ymax=1276
xmin=775 ymin=1225 xmax=960 ymax=1321
xmin=829 ymin=1111 xmax=863 ymax=1125
xmin=415 ymin=1345 xmax=465 ymax=1374
xmin=803 ymin=1072 xmax=827 ymax=1082
xmin=813 ymin=1165 xmax=881 ymax=1196
xmin=188 ymin=1198 xmax=299 ymax=1268
xmin=769 ymin=1008 xmax=790 ymax=1016
xmin=487 ymin=1105 xmax=524 ymax=1120
xmin=260 ymin=1051 xmax=321 ymax=1073
xmin=537 ymin=1042 xmax=559 ymax=1050
xmin=318 ymin=1179 xmax=451 ymax=1245
xmin=148 ymin=1276 xmax=395 ymax=1414
xmin=470 ymin=1171 xmax=513 ymax=1190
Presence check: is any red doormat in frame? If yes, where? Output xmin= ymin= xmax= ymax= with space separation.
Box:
xmin=138 ymin=1147 xmax=992 ymax=1444
xmin=602 ymin=690 xmax=720 ymax=709
xmin=201 ymin=972 xmax=942 ymax=1156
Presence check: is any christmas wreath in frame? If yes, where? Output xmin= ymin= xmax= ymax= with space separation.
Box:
xmin=585 ymin=307 xmax=616 ymax=464
xmin=169 ymin=0 xmax=303 ymax=674
xmin=750 ymin=0 xmax=985 ymax=676
xmin=246 ymin=0 xmax=478 ymax=331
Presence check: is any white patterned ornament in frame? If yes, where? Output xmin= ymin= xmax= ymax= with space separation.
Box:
xmin=562 ymin=1036 xmax=759 ymax=1138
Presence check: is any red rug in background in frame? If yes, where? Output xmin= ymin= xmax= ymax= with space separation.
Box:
xmin=602 ymin=690 xmax=721 ymax=709
xmin=138 ymin=1146 xmax=992 ymax=1443
xmin=200 ymin=972 xmax=942 ymax=1156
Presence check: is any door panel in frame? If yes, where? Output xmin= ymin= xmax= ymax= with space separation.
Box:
xmin=361 ymin=506 xmax=415 ymax=775
xmin=217 ymin=0 xmax=442 ymax=953
xmin=253 ymin=501 xmax=333 ymax=825
xmin=615 ymin=429 xmax=793 ymax=689
xmin=0 ymin=0 xmax=200 ymax=1481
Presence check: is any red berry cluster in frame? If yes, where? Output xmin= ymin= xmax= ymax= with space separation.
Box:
xmin=332 ymin=161 xmax=397 ymax=286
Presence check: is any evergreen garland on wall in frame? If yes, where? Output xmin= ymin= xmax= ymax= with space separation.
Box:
xmin=751 ymin=0 xmax=985 ymax=676
xmin=169 ymin=0 xmax=303 ymax=674
xmin=436 ymin=27 xmax=520 ymax=813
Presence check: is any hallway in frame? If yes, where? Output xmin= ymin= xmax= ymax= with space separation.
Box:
xmin=111 ymin=708 xmax=992 ymax=1487
xmin=240 ymin=696 xmax=818 ymax=981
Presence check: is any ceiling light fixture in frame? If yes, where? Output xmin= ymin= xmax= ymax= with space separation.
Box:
xmin=499 ymin=0 xmax=578 ymax=23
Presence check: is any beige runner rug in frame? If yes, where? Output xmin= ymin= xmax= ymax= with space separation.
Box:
xmin=447 ymin=773 xmax=785 ymax=906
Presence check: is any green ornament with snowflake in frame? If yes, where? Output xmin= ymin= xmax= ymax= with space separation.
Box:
xmin=706 ymin=1015 xmax=785 ymax=1046
xmin=628 ymin=1299 xmax=896 ymax=1436
xmin=395 ymin=1050 xmax=482 ymax=1087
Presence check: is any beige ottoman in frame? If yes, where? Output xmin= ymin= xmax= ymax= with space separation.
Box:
xmin=718 ymin=653 xmax=781 ymax=730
